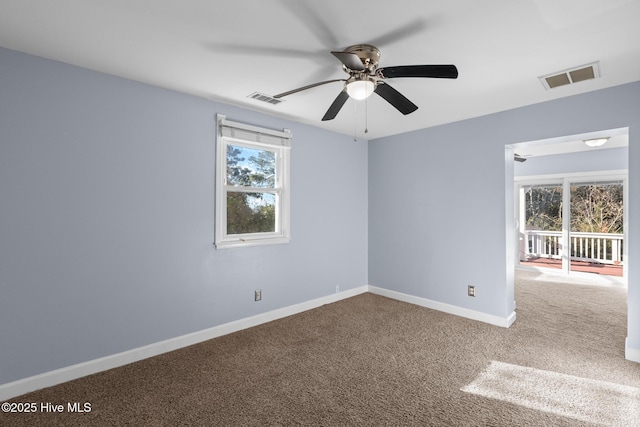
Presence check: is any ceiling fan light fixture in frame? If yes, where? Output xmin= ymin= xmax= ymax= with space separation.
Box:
xmin=346 ymin=80 xmax=375 ymax=100
xmin=276 ymin=44 xmax=458 ymax=121
xmin=583 ymin=137 xmax=609 ymax=147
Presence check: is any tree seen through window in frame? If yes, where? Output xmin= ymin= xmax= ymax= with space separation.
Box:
xmin=226 ymin=145 xmax=276 ymax=234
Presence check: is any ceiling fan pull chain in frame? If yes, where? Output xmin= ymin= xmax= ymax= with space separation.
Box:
xmin=353 ymin=97 xmax=357 ymax=142
xmin=365 ymin=97 xmax=369 ymax=134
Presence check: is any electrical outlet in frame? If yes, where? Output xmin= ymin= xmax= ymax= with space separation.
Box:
xmin=335 ymin=285 xmax=340 ymax=293
xmin=255 ymin=289 xmax=262 ymax=301
xmin=468 ymin=285 xmax=476 ymax=297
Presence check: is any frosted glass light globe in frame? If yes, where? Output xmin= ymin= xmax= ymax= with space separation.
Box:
xmin=346 ymin=80 xmax=374 ymax=100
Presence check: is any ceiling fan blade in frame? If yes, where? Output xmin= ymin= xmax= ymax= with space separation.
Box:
xmin=322 ymin=90 xmax=350 ymax=121
xmin=330 ymin=51 xmax=365 ymax=71
xmin=374 ymin=83 xmax=418 ymax=115
xmin=367 ymin=19 xmax=427 ymax=47
xmin=278 ymin=0 xmax=339 ymax=48
xmin=274 ymin=79 xmax=346 ymax=98
xmin=206 ymin=43 xmax=321 ymax=60
xmin=377 ymin=65 xmax=458 ymax=79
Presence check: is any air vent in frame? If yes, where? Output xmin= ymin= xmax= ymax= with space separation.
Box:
xmin=247 ymin=92 xmax=283 ymax=105
xmin=539 ymin=62 xmax=600 ymax=90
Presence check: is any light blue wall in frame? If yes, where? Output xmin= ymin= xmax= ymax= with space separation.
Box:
xmin=0 ymin=48 xmax=368 ymax=384
xmin=368 ymin=82 xmax=640 ymax=351
xmin=2 ymin=45 xmax=639 ymax=387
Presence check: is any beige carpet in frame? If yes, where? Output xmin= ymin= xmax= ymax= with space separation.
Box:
xmin=2 ymin=270 xmax=638 ymax=426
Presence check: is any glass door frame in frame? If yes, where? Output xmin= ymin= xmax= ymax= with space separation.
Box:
xmin=515 ymin=170 xmax=628 ymax=282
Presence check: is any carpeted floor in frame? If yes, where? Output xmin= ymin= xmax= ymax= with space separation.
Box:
xmin=2 ymin=270 xmax=638 ymax=426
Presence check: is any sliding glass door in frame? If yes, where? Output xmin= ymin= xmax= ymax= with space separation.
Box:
xmin=517 ymin=175 xmax=625 ymax=278
xmin=520 ymin=183 xmax=563 ymax=271
xmin=569 ymin=181 xmax=624 ymax=276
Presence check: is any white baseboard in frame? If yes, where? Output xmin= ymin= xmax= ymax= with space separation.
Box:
xmin=0 ymin=284 xmax=523 ymax=401
xmin=0 ymin=286 xmax=368 ymax=402
xmin=626 ymin=338 xmax=640 ymax=364
xmin=368 ymin=286 xmax=517 ymax=328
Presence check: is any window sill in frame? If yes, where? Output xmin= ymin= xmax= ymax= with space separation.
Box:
xmin=214 ymin=236 xmax=291 ymax=249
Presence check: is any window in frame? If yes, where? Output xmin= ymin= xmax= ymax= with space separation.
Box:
xmin=215 ymin=115 xmax=291 ymax=248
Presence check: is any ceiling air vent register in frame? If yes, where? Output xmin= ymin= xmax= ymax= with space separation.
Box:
xmin=539 ymin=62 xmax=600 ymax=90
xmin=247 ymin=92 xmax=283 ymax=105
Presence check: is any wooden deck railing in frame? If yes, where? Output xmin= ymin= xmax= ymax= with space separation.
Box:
xmin=524 ymin=230 xmax=624 ymax=265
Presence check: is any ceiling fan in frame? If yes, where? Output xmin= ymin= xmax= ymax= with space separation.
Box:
xmin=273 ymin=44 xmax=458 ymax=121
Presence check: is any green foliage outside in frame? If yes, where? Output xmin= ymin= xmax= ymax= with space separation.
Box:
xmin=226 ymin=146 xmax=276 ymax=234
xmin=525 ymin=183 xmax=623 ymax=234
xmin=525 ymin=185 xmax=563 ymax=231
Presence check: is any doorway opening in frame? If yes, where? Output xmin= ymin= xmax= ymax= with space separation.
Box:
xmin=506 ymin=127 xmax=629 ymax=285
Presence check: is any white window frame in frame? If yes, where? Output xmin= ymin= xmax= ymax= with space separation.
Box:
xmin=215 ymin=114 xmax=291 ymax=249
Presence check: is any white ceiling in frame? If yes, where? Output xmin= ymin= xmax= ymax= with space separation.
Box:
xmin=1 ymin=0 xmax=639 ymax=140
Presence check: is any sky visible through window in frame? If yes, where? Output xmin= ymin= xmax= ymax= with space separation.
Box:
xmin=227 ymin=145 xmax=276 ymax=210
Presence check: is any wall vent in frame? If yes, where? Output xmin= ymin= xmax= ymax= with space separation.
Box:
xmin=539 ymin=61 xmax=600 ymax=90
xmin=247 ymin=92 xmax=283 ymax=105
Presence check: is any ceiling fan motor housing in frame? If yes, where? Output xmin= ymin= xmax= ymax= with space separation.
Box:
xmin=344 ymin=44 xmax=381 ymax=72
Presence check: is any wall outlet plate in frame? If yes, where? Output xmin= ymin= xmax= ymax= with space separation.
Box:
xmin=468 ymin=286 xmax=476 ymax=297
xmin=255 ymin=289 xmax=262 ymax=301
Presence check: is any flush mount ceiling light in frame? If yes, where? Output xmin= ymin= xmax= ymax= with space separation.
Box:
xmin=583 ymin=137 xmax=609 ymax=147
xmin=346 ymin=79 xmax=375 ymax=100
